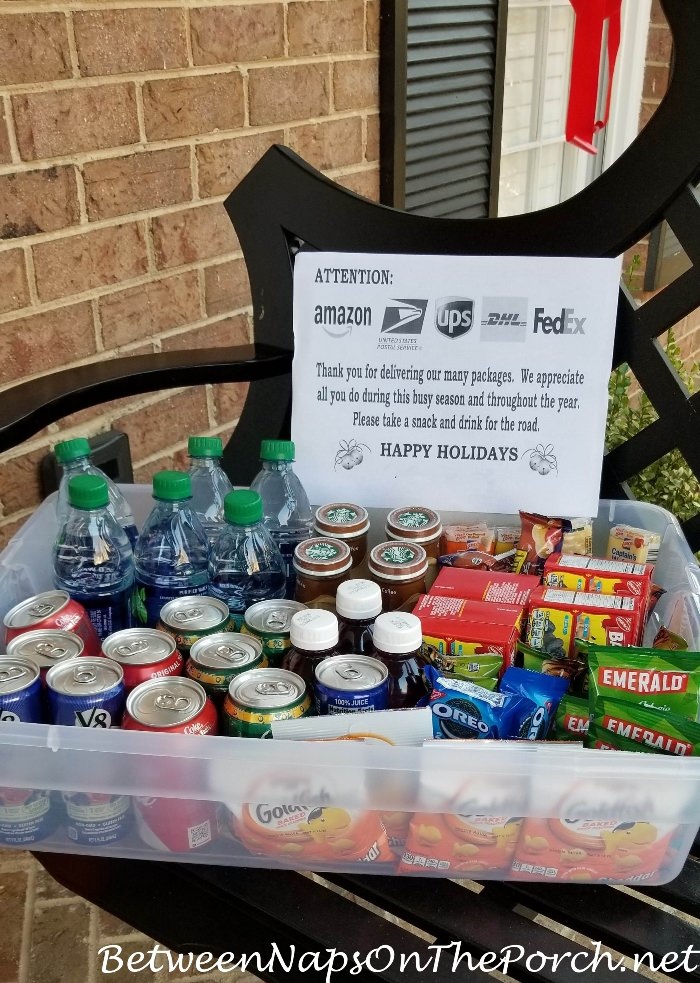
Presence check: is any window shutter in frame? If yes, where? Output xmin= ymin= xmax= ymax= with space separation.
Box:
xmin=381 ymin=0 xmax=506 ymax=219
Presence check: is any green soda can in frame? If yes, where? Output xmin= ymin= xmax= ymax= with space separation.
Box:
xmin=187 ymin=632 xmax=266 ymax=706
xmin=240 ymin=600 xmax=307 ymax=666
xmin=158 ymin=596 xmax=231 ymax=657
xmin=222 ymin=668 xmax=313 ymax=738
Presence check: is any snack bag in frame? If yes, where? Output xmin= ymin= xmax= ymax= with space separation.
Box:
xmin=652 ymin=625 xmax=688 ymax=651
xmin=587 ymin=697 xmax=700 ymax=755
xmin=513 ymin=512 xmax=569 ymax=576
xmin=400 ymin=809 xmax=523 ymax=876
xmin=425 ymin=665 xmax=536 ymax=740
xmin=552 ymin=694 xmax=589 ymax=741
xmin=495 ymin=526 xmax=520 ymax=556
xmin=499 ymin=667 xmax=568 ymax=740
xmin=587 ymin=646 xmax=700 ymax=720
xmin=517 ymin=639 xmax=588 ymax=697
xmin=562 ymin=518 xmax=593 ymax=557
xmin=441 ymin=524 xmax=495 ymax=555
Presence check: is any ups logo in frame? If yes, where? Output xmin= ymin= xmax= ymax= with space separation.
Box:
xmin=435 ymin=297 xmax=474 ymax=339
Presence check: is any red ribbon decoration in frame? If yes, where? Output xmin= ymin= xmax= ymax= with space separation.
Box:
xmin=566 ymin=0 xmax=623 ymax=154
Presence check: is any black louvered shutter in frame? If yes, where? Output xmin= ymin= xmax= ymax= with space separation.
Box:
xmin=381 ymin=0 xmax=506 ymax=219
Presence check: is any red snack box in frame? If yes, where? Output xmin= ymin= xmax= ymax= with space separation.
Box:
xmin=430 ymin=568 xmax=541 ymax=608
xmin=412 ymin=594 xmax=524 ymax=673
xmin=542 ymin=553 xmax=652 ymax=601
xmin=526 ymin=587 xmax=644 ymax=659
xmin=414 ymin=594 xmax=524 ymax=629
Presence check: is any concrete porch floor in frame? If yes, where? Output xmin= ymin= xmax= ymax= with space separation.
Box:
xmin=0 ymin=849 xmax=262 ymax=983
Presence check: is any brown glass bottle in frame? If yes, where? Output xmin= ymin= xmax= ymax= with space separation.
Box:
xmin=281 ymin=608 xmax=339 ymax=692
xmin=372 ymin=611 xmax=427 ymax=709
xmin=335 ymin=579 xmax=382 ymax=656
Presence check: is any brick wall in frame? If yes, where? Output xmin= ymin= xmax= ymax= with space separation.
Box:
xmin=0 ymin=0 xmax=380 ymax=547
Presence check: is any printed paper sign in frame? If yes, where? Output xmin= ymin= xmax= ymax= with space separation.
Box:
xmin=291 ymin=252 xmax=621 ymax=516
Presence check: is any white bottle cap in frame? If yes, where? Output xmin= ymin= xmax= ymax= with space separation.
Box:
xmin=290 ymin=608 xmax=339 ymax=651
xmin=271 ymin=706 xmax=433 ymax=746
xmin=373 ymin=612 xmax=423 ymax=654
xmin=335 ymin=579 xmax=382 ymax=620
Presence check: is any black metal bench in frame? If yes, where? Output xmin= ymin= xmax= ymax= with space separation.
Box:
xmin=2 ymin=0 xmax=699 ymax=976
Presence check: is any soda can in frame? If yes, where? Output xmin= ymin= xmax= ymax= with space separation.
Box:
xmin=102 ymin=628 xmax=183 ymax=690
xmin=46 ymin=658 xmax=125 ymax=728
xmin=314 ymin=655 xmax=390 ymax=715
xmin=158 ymin=596 xmax=231 ymax=657
xmin=4 ymin=590 xmax=101 ymax=658
xmin=122 ymin=677 xmax=218 ymax=735
xmin=0 ymin=657 xmax=42 ymax=723
xmin=7 ymin=629 xmax=86 ymax=683
xmin=61 ymin=791 xmax=132 ymax=846
xmin=187 ymin=633 xmax=266 ymax=706
xmin=222 ymin=668 xmax=312 ymax=738
xmin=122 ymin=678 xmax=219 ymax=852
xmin=240 ymin=600 xmax=307 ymax=665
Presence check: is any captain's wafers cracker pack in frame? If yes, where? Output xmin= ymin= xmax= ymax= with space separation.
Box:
xmin=587 ymin=646 xmax=700 ymax=719
xmin=606 ymin=525 xmax=655 ymax=564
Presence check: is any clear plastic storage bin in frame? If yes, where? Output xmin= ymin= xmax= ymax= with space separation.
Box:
xmin=0 ymin=489 xmax=699 ymax=884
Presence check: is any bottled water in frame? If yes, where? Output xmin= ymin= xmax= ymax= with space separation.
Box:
xmin=250 ymin=440 xmax=313 ymax=599
xmin=133 ymin=471 xmax=210 ymax=627
xmin=55 ymin=438 xmax=138 ymax=548
xmin=209 ymin=489 xmax=286 ymax=629
xmin=53 ymin=474 xmax=134 ymax=640
xmin=187 ymin=435 xmax=232 ymax=548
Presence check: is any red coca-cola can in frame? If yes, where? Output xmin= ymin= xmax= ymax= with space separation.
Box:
xmin=101 ymin=628 xmax=183 ymax=691
xmin=122 ymin=677 xmax=219 ymax=852
xmin=6 ymin=629 xmax=88 ymax=683
xmin=4 ymin=591 xmax=101 ymax=658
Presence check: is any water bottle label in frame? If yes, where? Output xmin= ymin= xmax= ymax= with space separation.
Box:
xmin=133 ymin=582 xmax=210 ymax=628
xmin=279 ymin=542 xmax=297 ymax=601
xmin=81 ymin=589 xmax=133 ymax=640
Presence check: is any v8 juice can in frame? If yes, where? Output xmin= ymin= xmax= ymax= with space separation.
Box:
xmin=123 ymin=678 xmax=219 ymax=852
xmin=158 ymin=596 xmax=231 ymax=657
xmin=62 ymin=791 xmax=132 ymax=846
xmin=102 ymin=628 xmax=183 ymax=690
xmin=0 ymin=656 xmax=42 ymax=723
xmin=3 ymin=590 xmax=101 ymax=658
xmin=46 ymin=658 xmax=125 ymax=728
xmin=187 ymin=632 xmax=266 ymax=707
xmin=314 ymin=655 xmax=389 ymax=714
xmin=222 ymin=668 xmax=312 ymax=738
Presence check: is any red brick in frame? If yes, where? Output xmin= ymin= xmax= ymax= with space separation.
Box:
xmin=0 ymin=13 xmax=71 ymax=85
xmin=196 ymin=130 xmax=283 ymax=198
xmin=638 ymin=100 xmax=659 ymax=131
xmin=288 ymin=117 xmax=363 ymax=171
xmin=160 ymin=312 xmax=250 ymax=351
xmin=367 ymin=0 xmax=380 ymax=51
xmin=190 ymin=4 xmax=284 ymax=66
xmin=113 ymin=389 xmax=209 ymax=461
xmin=646 ymin=25 xmax=672 ymax=64
xmin=335 ymin=167 xmax=379 ymax=201
xmin=13 ymin=84 xmax=139 ymax=160
xmin=0 ymin=249 xmax=30 ymax=314
xmin=1 ymin=166 xmax=79 ymax=240
xmin=29 ymin=901 xmax=91 ymax=983
xmin=288 ymin=0 xmax=364 ymax=57
xmin=333 ymin=58 xmax=379 ymax=110
xmin=643 ymin=63 xmax=670 ymax=100
xmin=204 ymin=258 xmax=251 ymax=316
xmin=53 ymin=393 xmax=141 ymax=432
xmin=0 ymin=102 xmax=11 ymax=164
xmin=99 ymin=271 xmax=202 ymax=348
xmin=142 ymin=73 xmax=244 ymax=141
xmin=248 ymin=64 xmax=330 ymax=125
xmin=0 ymin=513 xmax=31 ymax=552
xmin=151 ymin=204 xmax=238 ymax=270
xmin=0 ymin=302 xmax=95 ymax=386
xmin=366 ymin=113 xmax=379 ymax=161
xmin=0 ymin=446 xmax=47 ymax=516
xmin=213 ymin=381 xmax=250 ymax=425
xmin=650 ymin=0 xmax=668 ymax=27
xmin=33 ymin=222 xmax=148 ymax=302
xmin=73 ymin=8 xmax=187 ymax=76
xmin=83 ymin=148 xmax=192 ymax=222
xmin=0 ymin=862 xmax=26 ymax=978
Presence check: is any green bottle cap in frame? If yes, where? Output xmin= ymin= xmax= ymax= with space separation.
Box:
xmin=153 ymin=470 xmax=192 ymax=501
xmin=55 ymin=438 xmax=91 ymax=465
xmin=188 ymin=435 xmax=224 ymax=458
xmin=260 ymin=439 xmax=295 ymax=462
xmin=224 ymin=489 xmax=263 ymax=525
xmin=68 ymin=474 xmax=109 ymax=510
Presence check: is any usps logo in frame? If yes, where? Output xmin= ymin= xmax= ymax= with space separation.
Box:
xmin=380 ymin=299 xmax=427 ymax=335
xmin=480 ymin=297 xmax=528 ymax=343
